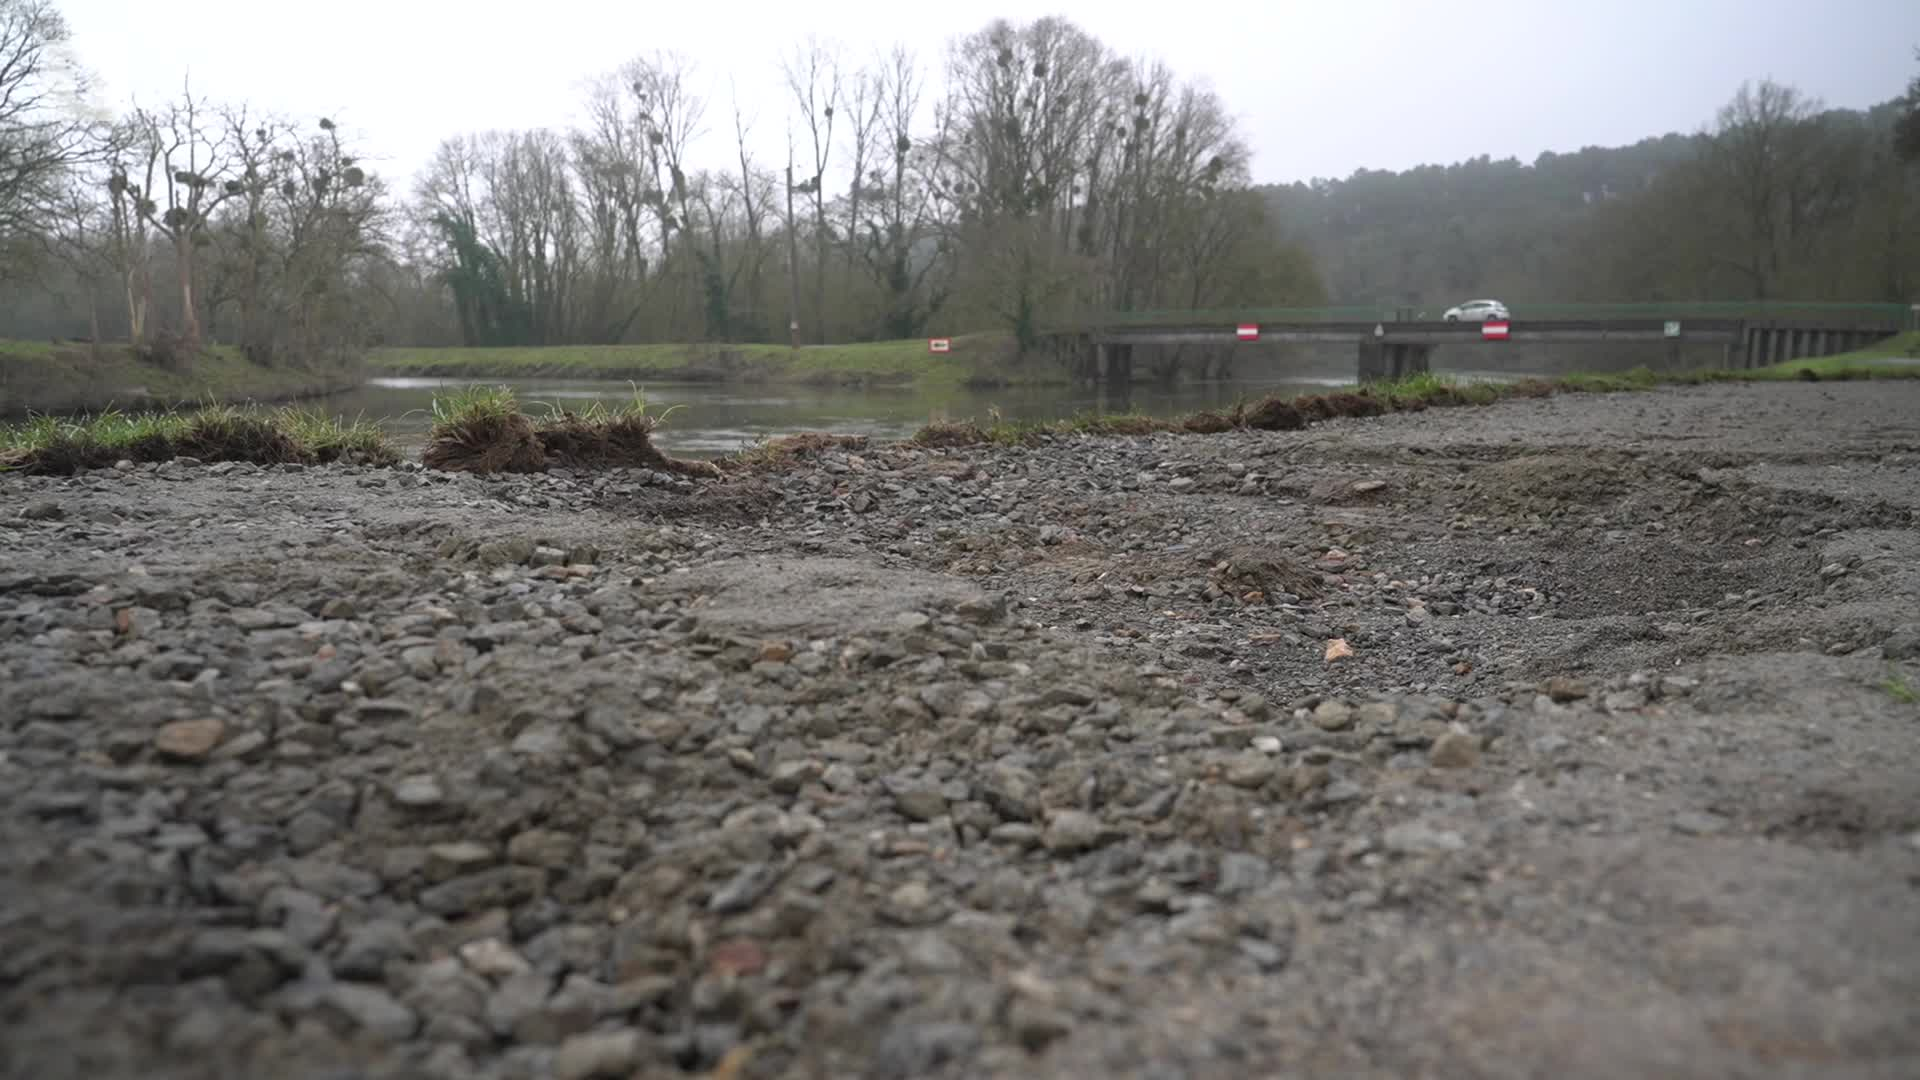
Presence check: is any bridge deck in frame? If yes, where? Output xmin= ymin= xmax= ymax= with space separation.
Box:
xmin=1089 ymin=319 xmax=1746 ymax=347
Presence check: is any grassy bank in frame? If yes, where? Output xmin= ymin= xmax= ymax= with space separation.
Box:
xmin=0 ymin=404 xmax=396 ymax=474
xmin=10 ymin=352 xmax=1917 ymax=478
xmin=368 ymin=334 xmax=1028 ymax=389
xmin=900 ymin=358 xmax=1920 ymax=449
xmin=0 ymin=339 xmax=361 ymax=416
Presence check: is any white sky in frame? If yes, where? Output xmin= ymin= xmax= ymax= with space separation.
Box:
xmin=60 ymin=0 xmax=1920 ymax=194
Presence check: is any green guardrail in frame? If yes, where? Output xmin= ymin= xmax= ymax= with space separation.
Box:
xmin=1068 ymin=301 xmax=1918 ymax=328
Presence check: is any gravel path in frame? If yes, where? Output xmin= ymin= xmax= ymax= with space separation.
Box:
xmin=4 ymin=381 xmax=1919 ymax=1079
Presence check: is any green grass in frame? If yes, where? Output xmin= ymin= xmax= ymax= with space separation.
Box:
xmin=0 ymin=401 xmax=397 ymax=473
xmin=428 ymin=383 xmax=520 ymax=431
xmin=1 ymin=338 xmax=361 ymax=414
xmin=1883 ymin=668 xmax=1918 ymax=705
xmin=898 ymin=360 xmax=1920 ymax=451
xmin=525 ymin=382 xmax=686 ymax=429
xmin=370 ymin=334 xmax=1023 ymax=389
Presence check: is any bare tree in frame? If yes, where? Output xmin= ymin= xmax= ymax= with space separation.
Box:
xmin=573 ymin=73 xmax=654 ymax=341
xmin=783 ymin=37 xmax=841 ymax=342
xmin=728 ymin=82 xmax=775 ymax=337
xmin=103 ymin=119 xmax=160 ymax=345
xmin=1895 ymin=47 xmax=1920 ymax=164
xmin=0 ymin=0 xmax=106 ymax=279
xmin=783 ymin=123 xmax=801 ymax=349
xmin=855 ymin=46 xmax=955 ymax=337
xmin=128 ymin=79 xmax=241 ymax=346
xmin=1704 ymin=80 xmax=1831 ymax=299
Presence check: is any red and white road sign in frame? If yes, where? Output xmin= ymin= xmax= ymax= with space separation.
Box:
xmin=1481 ymin=320 xmax=1511 ymax=341
xmin=928 ymin=338 xmax=951 ymax=353
xmin=1236 ymin=323 xmax=1260 ymax=342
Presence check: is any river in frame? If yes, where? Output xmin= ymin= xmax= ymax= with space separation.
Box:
xmin=324 ymin=374 xmax=1361 ymax=457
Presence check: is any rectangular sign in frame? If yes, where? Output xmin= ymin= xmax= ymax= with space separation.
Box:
xmin=1482 ymin=320 xmax=1511 ymax=341
xmin=1663 ymin=320 xmax=1682 ymax=338
xmin=928 ymin=338 xmax=951 ymax=353
xmin=1236 ymin=323 xmax=1259 ymax=341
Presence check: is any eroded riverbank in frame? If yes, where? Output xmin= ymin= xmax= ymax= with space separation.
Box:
xmin=3 ymin=381 xmax=1919 ymax=1079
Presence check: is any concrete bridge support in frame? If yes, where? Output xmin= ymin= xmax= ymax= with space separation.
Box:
xmin=1739 ymin=325 xmax=1887 ymax=368
xmin=1357 ymin=341 xmax=1432 ymax=383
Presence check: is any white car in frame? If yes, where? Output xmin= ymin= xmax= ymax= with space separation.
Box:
xmin=1443 ymin=299 xmax=1510 ymax=322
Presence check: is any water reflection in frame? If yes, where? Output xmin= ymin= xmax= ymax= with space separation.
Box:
xmin=322 ymin=374 xmax=1354 ymax=457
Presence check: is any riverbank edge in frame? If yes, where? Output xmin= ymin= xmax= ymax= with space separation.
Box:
xmin=0 ymin=340 xmax=362 ymax=417
xmin=366 ymin=336 xmax=1043 ymax=391
xmin=10 ymin=360 xmax=1919 ymax=478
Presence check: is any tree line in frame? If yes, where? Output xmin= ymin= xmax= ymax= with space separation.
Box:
xmin=0 ymin=1 xmax=1321 ymax=366
xmin=2 ymin=0 xmax=1916 ymax=372
xmin=1264 ymin=60 xmax=1920 ymax=310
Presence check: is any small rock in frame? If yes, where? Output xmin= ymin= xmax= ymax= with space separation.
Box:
xmin=315 ymin=983 xmax=419 ymax=1042
xmin=1545 ymin=676 xmax=1589 ymax=703
xmin=1429 ymin=731 xmax=1482 ymax=769
xmin=893 ymin=785 xmax=949 ymax=823
xmin=394 ymin=775 xmax=447 ymax=808
xmin=708 ymin=862 xmax=781 ymax=914
xmin=460 ymin=938 xmax=533 ymax=979
xmin=1007 ymin=998 xmax=1072 ymax=1051
xmin=154 ymin=718 xmax=225 ymax=761
xmin=1042 ymin=810 xmax=1108 ymax=853
xmin=427 ymin=842 xmax=496 ymax=881
xmin=22 ymin=500 xmax=65 ymax=521
xmin=1673 ymin=810 xmax=1729 ymax=836
xmin=419 ymin=867 xmax=546 ymax=917
xmin=1223 ymin=751 xmax=1276 ymax=789
xmin=882 ymin=880 xmax=944 ymax=926
xmin=1312 ymin=701 xmax=1354 ymax=732
xmin=553 ymin=1029 xmax=645 ymax=1080
xmin=706 ymin=939 xmax=767 ymax=978
xmin=768 ymin=759 xmax=821 ymax=795
xmin=1323 ymin=638 xmax=1353 ymax=663
xmin=1383 ymin=821 xmax=1466 ymax=855
xmin=334 ymin=920 xmax=415 ymax=980
xmin=507 ymin=829 xmax=578 ymax=871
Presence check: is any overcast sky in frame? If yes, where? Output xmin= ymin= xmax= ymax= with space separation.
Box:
xmin=62 ymin=0 xmax=1920 ymax=194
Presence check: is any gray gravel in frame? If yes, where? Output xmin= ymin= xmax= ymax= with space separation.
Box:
xmin=3 ymin=381 xmax=1919 ymax=1079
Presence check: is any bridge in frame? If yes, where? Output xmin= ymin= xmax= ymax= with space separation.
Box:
xmin=1058 ymin=302 xmax=1919 ymax=384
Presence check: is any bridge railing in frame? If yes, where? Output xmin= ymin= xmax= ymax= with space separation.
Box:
xmin=1068 ymin=301 xmax=1917 ymax=330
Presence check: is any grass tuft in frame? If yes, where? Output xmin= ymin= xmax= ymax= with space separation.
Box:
xmin=0 ymin=402 xmax=399 ymax=475
xmin=1883 ymin=668 xmax=1918 ymax=706
xmin=896 ymin=355 xmax=1920 ymax=453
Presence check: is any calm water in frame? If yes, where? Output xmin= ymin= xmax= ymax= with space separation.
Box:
xmin=322 ymin=374 xmax=1358 ymax=457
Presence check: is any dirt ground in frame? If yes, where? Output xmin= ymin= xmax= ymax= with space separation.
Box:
xmin=3 ymin=381 xmax=1918 ymax=1080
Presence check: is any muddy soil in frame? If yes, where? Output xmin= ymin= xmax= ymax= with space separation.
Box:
xmin=3 ymin=381 xmax=1919 ymax=1080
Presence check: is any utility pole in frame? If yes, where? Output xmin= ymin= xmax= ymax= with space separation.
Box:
xmin=785 ymin=130 xmax=802 ymax=354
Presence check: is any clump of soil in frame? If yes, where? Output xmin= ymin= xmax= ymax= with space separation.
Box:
xmin=175 ymin=415 xmax=303 ymax=465
xmin=1243 ymin=397 xmax=1305 ymax=431
xmin=536 ymin=413 xmax=671 ymax=471
xmin=2 ymin=437 xmax=110 ymax=475
xmin=423 ymin=411 xmax=548 ymax=474
xmin=1087 ymin=415 xmax=1171 ymax=436
xmin=1207 ymin=544 xmax=1325 ymax=601
xmin=1473 ymin=452 xmax=1631 ymax=512
xmin=1183 ymin=410 xmax=1237 ymax=434
xmin=766 ymin=432 xmax=871 ymax=457
xmin=1323 ymin=392 xmax=1389 ymax=419
xmin=913 ymin=420 xmax=988 ymax=449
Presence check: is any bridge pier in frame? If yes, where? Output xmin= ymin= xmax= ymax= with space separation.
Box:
xmin=1357 ymin=341 xmax=1431 ymax=383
